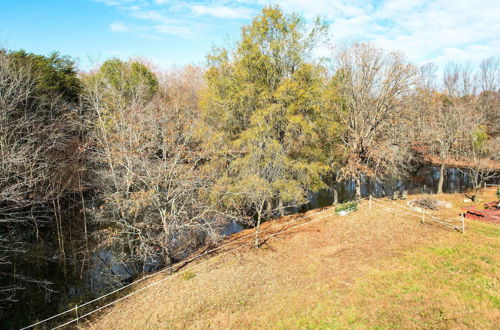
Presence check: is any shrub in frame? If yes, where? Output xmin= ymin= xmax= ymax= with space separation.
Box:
xmin=181 ymin=270 xmax=196 ymax=281
xmin=335 ymin=201 xmax=358 ymax=213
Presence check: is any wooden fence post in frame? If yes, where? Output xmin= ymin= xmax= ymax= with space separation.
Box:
xmin=369 ymin=194 xmax=372 ymax=210
xmin=461 ymin=214 xmax=465 ymax=234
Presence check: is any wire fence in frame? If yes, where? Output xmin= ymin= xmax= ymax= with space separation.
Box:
xmin=21 ymin=202 xmax=359 ymax=330
xmin=21 ymin=197 xmax=466 ymax=329
xmin=484 ymin=183 xmax=500 ymax=191
xmin=370 ymin=198 xmax=464 ymax=232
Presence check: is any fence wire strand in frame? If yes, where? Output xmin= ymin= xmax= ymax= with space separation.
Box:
xmin=23 ymin=203 xmax=359 ymax=330
xmin=23 ymin=198 xmax=466 ymax=330
xmin=371 ymin=199 xmax=462 ymax=230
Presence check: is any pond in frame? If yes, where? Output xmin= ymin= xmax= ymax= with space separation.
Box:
xmin=308 ymin=165 xmax=482 ymax=209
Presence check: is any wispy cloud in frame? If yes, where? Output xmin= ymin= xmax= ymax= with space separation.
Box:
xmin=93 ymin=0 xmax=137 ymax=7
xmin=191 ymin=5 xmax=253 ymax=19
xmin=94 ymin=0 xmax=500 ymax=67
xmin=257 ymin=0 xmax=500 ymax=67
xmin=110 ymin=21 xmax=129 ymax=32
xmin=129 ymin=9 xmax=169 ymax=23
xmin=97 ymin=0 xmax=201 ymax=38
xmin=154 ymin=24 xmax=193 ymax=37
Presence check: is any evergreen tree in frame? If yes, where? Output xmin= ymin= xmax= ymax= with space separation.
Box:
xmin=201 ymin=6 xmax=339 ymax=246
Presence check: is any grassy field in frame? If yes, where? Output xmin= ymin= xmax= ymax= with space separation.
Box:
xmin=86 ymin=189 xmax=499 ymax=329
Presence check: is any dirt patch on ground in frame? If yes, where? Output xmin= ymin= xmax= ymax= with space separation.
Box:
xmin=82 ymin=189 xmax=499 ymax=329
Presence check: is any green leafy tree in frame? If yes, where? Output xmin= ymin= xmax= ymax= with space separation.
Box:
xmin=6 ymin=50 xmax=81 ymax=104
xmin=201 ymin=6 xmax=338 ymax=246
xmin=90 ymin=58 xmax=158 ymax=109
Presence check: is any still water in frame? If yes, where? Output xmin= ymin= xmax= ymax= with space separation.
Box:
xmin=308 ymin=166 xmax=481 ymax=209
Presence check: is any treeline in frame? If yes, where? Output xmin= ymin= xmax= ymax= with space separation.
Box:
xmin=1 ymin=6 xmax=499 ymax=323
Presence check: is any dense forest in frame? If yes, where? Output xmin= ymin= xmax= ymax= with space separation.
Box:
xmin=1 ymin=6 xmax=499 ymax=326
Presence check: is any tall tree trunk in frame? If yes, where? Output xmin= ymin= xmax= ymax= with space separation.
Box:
xmin=254 ymin=200 xmax=265 ymax=248
xmin=254 ymin=213 xmax=262 ymax=248
xmin=333 ymin=186 xmax=338 ymax=204
xmin=278 ymin=198 xmax=284 ymax=216
xmin=158 ymin=208 xmax=173 ymax=269
xmin=473 ymin=171 xmax=479 ymax=194
xmin=355 ymin=177 xmax=362 ymax=200
xmin=437 ymin=162 xmax=445 ymax=194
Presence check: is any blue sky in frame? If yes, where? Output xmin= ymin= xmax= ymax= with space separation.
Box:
xmin=1 ymin=0 xmax=498 ymax=71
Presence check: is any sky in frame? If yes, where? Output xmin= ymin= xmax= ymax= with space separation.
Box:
xmin=0 ymin=0 xmax=499 ymax=71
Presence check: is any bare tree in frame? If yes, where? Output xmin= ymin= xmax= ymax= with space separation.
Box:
xmin=456 ymin=58 xmax=500 ymax=192
xmin=332 ymin=42 xmax=417 ymax=198
xmin=475 ymin=57 xmax=500 ymax=136
xmin=0 ymin=51 xmax=85 ymax=316
xmin=425 ymin=63 xmax=478 ymax=193
xmin=430 ymin=99 xmax=472 ymax=193
xmin=458 ymin=126 xmax=499 ymax=193
xmin=444 ymin=62 xmax=475 ymax=98
xmin=476 ymin=57 xmax=499 ymax=93
xmin=84 ymin=63 xmax=222 ymax=270
xmin=403 ymin=63 xmax=438 ymax=151
xmin=0 ymin=53 xmax=51 ymax=310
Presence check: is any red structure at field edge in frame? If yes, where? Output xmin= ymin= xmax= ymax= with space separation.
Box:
xmin=463 ymin=202 xmax=500 ymax=224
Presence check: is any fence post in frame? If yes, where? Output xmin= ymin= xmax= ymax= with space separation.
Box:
xmin=75 ymin=304 xmax=79 ymax=325
xmin=461 ymin=214 xmax=465 ymax=234
xmin=369 ymin=194 xmax=372 ymax=210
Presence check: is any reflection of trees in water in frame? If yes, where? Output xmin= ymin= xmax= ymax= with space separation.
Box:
xmin=308 ymin=166 xmax=489 ymax=210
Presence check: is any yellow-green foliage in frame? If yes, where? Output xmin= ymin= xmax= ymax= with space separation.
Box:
xmin=83 ymin=58 xmax=158 ymax=114
xmin=471 ymin=125 xmax=488 ymax=153
xmin=181 ymin=271 xmax=196 ymax=281
xmin=201 ymin=6 xmax=343 ymax=216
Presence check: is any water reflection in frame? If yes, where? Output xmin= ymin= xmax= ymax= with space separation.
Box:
xmin=308 ymin=166 xmax=498 ymax=209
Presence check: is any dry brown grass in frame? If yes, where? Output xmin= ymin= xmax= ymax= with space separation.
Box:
xmin=82 ymin=189 xmax=499 ymax=329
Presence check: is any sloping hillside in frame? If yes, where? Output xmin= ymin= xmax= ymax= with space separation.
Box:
xmin=85 ymin=189 xmax=499 ymax=329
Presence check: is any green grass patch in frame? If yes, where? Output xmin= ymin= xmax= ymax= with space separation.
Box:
xmin=278 ymin=222 xmax=500 ymax=329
